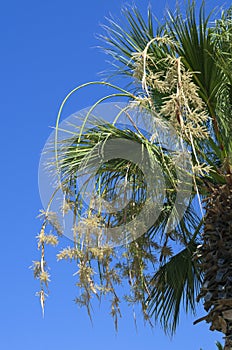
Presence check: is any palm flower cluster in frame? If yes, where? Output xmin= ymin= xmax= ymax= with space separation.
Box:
xmin=34 ymin=52 xmax=204 ymax=327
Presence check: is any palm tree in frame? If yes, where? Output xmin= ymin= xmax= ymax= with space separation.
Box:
xmin=34 ymin=1 xmax=232 ymax=349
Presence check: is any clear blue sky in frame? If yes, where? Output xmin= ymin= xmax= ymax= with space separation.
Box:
xmin=0 ymin=1 xmax=228 ymax=349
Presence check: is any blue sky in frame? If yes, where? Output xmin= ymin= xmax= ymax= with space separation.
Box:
xmin=0 ymin=0 xmax=229 ymax=349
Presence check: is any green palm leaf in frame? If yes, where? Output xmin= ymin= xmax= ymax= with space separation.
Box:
xmin=146 ymin=220 xmax=203 ymax=334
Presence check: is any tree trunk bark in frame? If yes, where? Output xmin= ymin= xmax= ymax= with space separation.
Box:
xmin=195 ymin=176 xmax=232 ymax=345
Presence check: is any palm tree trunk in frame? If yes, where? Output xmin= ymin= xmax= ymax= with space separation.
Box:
xmin=196 ymin=175 xmax=232 ymax=350
xmin=225 ymin=336 xmax=232 ymax=350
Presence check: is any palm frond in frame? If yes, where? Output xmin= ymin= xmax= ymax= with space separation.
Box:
xmin=146 ymin=230 xmax=203 ymax=334
xmin=211 ymin=6 xmax=232 ymax=162
xmin=99 ymin=6 xmax=170 ymax=84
